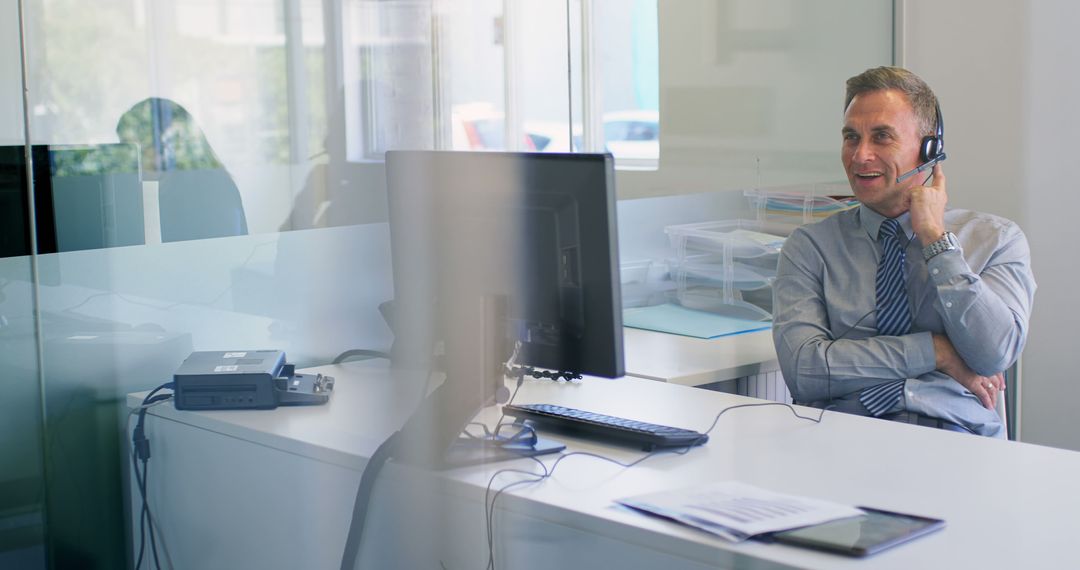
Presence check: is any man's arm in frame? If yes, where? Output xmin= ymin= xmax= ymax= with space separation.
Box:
xmin=924 ymin=229 xmax=1033 ymax=375
xmin=933 ymin=334 xmax=1005 ymax=410
xmin=909 ymin=165 xmax=1036 ymax=376
xmin=772 ymin=229 xmax=936 ymax=404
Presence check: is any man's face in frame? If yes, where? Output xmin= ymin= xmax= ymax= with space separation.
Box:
xmin=841 ymin=89 xmax=925 ymax=218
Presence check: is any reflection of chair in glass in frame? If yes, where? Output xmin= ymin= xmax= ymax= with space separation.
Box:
xmin=49 ymin=144 xmax=144 ymax=251
xmin=279 ymin=89 xmax=347 ymax=231
xmin=116 ymin=97 xmax=248 ymax=242
xmin=279 ymin=90 xmax=391 ymax=231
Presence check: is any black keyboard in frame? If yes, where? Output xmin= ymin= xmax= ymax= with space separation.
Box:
xmin=502 ymin=403 xmax=708 ymax=450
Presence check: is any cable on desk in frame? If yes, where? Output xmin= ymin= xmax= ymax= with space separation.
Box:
xmin=339 ymin=430 xmax=400 ymax=570
xmin=494 ymin=365 xmax=527 ymax=429
xmin=462 ymin=421 xmax=538 ymax=449
xmin=130 ymin=381 xmax=174 ymax=570
xmin=502 ymin=340 xmax=583 ymax=386
xmin=331 ymin=348 xmax=392 ymax=364
xmin=126 ymin=399 xmax=174 ymax=570
xmin=482 ymin=400 xmax=825 ymax=570
xmin=822 ymin=307 xmax=877 ymax=408
xmin=341 ymin=362 xmax=526 ymax=570
xmin=503 ymin=364 xmax=581 ymax=383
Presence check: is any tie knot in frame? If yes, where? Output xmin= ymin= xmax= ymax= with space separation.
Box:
xmin=879 ymin=218 xmax=902 ymax=241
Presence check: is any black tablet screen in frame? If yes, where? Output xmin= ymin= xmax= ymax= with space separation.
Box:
xmin=771 ymin=507 xmax=944 ymax=557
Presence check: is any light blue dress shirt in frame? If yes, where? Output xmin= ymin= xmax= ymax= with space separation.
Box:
xmin=772 ymin=204 xmax=1036 ymax=437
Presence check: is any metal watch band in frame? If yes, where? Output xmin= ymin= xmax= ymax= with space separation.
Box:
xmin=923 ymin=231 xmax=959 ymax=261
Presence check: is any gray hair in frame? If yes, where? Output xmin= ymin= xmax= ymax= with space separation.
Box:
xmin=844 ymin=66 xmax=938 ymax=137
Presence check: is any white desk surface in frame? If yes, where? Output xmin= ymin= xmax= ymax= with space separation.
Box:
xmin=130 ymin=360 xmax=1080 ymax=569
xmin=622 ymin=326 xmax=779 ymax=385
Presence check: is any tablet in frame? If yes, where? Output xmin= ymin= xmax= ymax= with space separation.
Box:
xmin=769 ymin=507 xmax=945 ymax=557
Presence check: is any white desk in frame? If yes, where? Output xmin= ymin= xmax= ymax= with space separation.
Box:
xmin=623 ymin=326 xmax=779 ymax=386
xmin=127 ymin=361 xmax=1080 ymax=569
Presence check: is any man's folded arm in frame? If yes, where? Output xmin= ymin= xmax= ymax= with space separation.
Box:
xmin=928 ymin=224 xmax=1035 ymax=376
xmin=773 ymin=248 xmax=936 ymax=403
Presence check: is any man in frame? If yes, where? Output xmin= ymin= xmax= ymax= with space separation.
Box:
xmin=772 ymin=67 xmax=1035 ymax=438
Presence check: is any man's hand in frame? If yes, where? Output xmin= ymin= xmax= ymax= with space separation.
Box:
xmin=933 ymin=333 xmax=1004 ymax=410
xmin=908 ymin=163 xmax=948 ymax=246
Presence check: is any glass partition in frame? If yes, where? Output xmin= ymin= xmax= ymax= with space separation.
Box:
xmin=3 ymin=1 xmax=893 ymax=567
xmin=617 ymin=0 xmax=893 ymax=199
xmin=0 ymin=172 xmax=49 ymax=564
xmin=0 ymin=253 xmax=47 ymax=570
xmin=0 ymin=2 xmax=46 ymax=568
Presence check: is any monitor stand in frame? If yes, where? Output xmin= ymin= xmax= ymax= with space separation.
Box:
xmin=436 ymin=294 xmax=567 ymax=468
xmin=392 ymin=295 xmax=570 ymax=470
xmin=441 ymin=434 xmax=565 ymax=469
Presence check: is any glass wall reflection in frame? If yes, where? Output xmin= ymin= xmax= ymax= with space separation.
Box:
xmin=0 ymin=2 xmax=47 ymax=568
xmin=2 ymin=0 xmax=892 ymax=567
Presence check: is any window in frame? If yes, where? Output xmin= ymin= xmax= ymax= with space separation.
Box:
xmin=574 ymin=0 xmax=660 ymax=167
xmin=335 ymin=0 xmax=660 ymax=168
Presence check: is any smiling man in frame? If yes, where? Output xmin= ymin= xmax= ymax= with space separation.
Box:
xmin=771 ymin=67 xmax=1036 ymax=437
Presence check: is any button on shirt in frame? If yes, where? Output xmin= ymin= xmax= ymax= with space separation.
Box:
xmin=772 ymin=204 xmax=1036 ymax=438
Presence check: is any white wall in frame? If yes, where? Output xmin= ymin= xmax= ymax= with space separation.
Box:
xmin=1021 ymin=2 xmax=1080 ymax=450
xmin=901 ymin=0 xmax=1080 ymax=449
xmin=899 ymin=1 xmax=1028 ymax=221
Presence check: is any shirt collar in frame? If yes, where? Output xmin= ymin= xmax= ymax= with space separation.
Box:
xmin=858 ymin=204 xmax=913 ymax=244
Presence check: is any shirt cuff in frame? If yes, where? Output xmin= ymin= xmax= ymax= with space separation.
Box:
xmin=903 ymin=378 xmax=924 ymax=416
xmin=925 ymin=248 xmax=970 ymax=286
xmin=905 ymin=330 xmax=936 ymax=378
xmin=903 ymin=373 xmax=940 ymax=417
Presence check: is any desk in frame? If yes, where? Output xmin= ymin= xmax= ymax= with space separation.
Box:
xmin=127 ymin=360 xmax=1079 ymax=569
xmin=623 ymin=327 xmax=787 ymax=403
xmin=622 ymin=327 xmax=779 ymax=386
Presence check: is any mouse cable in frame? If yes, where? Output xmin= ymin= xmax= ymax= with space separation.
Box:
xmin=820 ymin=225 xmax=917 ymax=407
xmin=482 ymin=399 xmax=824 ymax=570
xmin=823 ymin=308 xmax=878 ymax=407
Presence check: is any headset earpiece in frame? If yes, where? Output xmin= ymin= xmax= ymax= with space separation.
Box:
xmin=920 ymin=102 xmax=945 ymax=162
xmin=920 ymin=135 xmax=942 ymax=163
xmin=896 ymin=101 xmax=946 ymax=184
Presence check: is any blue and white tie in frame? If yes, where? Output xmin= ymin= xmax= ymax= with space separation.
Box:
xmin=859 ymin=218 xmax=910 ymax=417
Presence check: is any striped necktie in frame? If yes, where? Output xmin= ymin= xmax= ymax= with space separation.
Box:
xmin=859 ymin=218 xmax=910 ymax=417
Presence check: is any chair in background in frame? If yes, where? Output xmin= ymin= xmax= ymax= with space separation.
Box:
xmin=1000 ymin=355 xmax=1022 ymax=441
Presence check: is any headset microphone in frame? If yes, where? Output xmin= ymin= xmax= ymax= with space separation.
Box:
xmin=895 ymin=101 xmax=946 ymax=184
xmin=895 ymin=152 xmax=946 ymax=184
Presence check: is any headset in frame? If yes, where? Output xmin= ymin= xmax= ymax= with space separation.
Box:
xmin=896 ymin=101 xmax=947 ymax=184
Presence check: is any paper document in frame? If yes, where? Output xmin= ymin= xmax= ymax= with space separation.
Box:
xmin=618 ymin=481 xmax=864 ymax=542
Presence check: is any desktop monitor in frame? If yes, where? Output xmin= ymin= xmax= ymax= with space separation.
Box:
xmin=0 ymin=145 xmax=36 ymax=258
xmin=384 ymin=150 xmax=624 ymax=466
xmin=0 ymin=143 xmax=143 ymax=258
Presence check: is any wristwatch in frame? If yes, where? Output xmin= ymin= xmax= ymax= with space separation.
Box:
xmin=922 ymin=231 xmax=960 ymax=261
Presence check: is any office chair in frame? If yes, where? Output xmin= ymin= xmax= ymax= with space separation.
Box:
xmin=1000 ymin=355 xmax=1022 ymax=441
